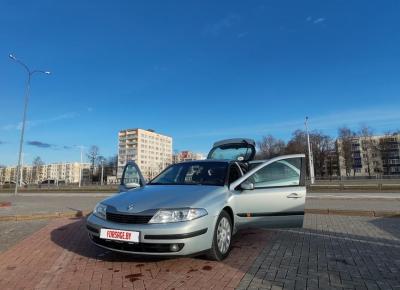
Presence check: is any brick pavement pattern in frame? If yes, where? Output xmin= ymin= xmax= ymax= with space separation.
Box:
xmin=0 ymin=215 xmax=400 ymax=290
xmin=239 ymin=215 xmax=400 ymax=290
xmin=0 ymin=217 xmax=270 ymax=290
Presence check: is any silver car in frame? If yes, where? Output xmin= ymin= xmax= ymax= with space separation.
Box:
xmin=86 ymin=138 xmax=306 ymax=260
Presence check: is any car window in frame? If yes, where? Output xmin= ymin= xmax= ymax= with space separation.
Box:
xmin=122 ymin=164 xmax=141 ymax=185
xmin=246 ymin=158 xmax=301 ymax=188
xmin=208 ymin=146 xmax=253 ymax=161
xmin=149 ymin=162 xmax=228 ymax=186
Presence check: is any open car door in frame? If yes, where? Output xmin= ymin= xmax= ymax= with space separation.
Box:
xmin=119 ymin=161 xmax=146 ymax=193
xmin=207 ymin=138 xmax=256 ymax=162
xmin=230 ymin=154 xmax=306 ymax=228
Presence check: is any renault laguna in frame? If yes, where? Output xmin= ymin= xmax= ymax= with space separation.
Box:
xmin=86 ymin=139 xmax=306 ymax=260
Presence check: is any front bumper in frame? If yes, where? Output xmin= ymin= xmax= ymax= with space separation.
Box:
xmin=86 ymin=213 xmax=214 ymax=256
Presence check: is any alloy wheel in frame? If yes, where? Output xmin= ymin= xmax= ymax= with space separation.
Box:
xmin=216 ymin=216 xmax=231 ymax=254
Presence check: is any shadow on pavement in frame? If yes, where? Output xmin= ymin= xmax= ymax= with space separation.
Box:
xmin=50 ymin=217 xmax=269 ymax=264
xmin=50 ymin=218 xmax=166 ymax=263
xmin=369 ymin=217 xmax=400 ymax=241
xmin=48 ymin=217 xmax=271 ymax=288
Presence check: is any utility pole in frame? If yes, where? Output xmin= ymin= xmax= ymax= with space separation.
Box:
xmin=305 ymin=117 xmax=315 ymax=184
xmin=9 ymin=54 xmax=50 ymax=196
xmin=101 ymin=159 xmax=104 ymax=186
xmin=20 ymin=153 xmax=24 ymax=187
xmin=79 ymin=146 xmax=83 ymax=187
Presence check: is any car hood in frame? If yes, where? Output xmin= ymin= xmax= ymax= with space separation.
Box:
xmin=101 ymin=185 xmax=223 ymax=214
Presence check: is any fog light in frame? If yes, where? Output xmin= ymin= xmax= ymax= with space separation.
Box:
xmin=170 ymin=244 xmax=180 ymax=252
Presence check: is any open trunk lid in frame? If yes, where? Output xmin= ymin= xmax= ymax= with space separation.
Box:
xmin=207 ymin=138 xmax=256 ymax=162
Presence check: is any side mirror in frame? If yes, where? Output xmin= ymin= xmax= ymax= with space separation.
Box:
xmin=124 ymin=182 xmax=140 ymax=189
xmin=240 ymin=180 xmax=254 ymax=190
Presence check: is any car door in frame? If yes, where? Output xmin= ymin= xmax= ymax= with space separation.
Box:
xmin=229 ymin=154 xmax=306 ymax=228
xmin=118 ymin=161 xmax=146 ymax=193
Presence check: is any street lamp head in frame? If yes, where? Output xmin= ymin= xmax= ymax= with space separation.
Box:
xmin=44 ymin=71 xmax=51 ymax=75
xmin=9 ymin=53 xmax=16 ymax=60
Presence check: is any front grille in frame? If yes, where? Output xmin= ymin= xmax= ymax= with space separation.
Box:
xmin=91 ymin=235 xmax=184 ymax=253
xmin=106 ymin=212 xmax=153 ymax=224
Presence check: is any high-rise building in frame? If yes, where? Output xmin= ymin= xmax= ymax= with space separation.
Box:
xmin=118 ymin=128 xmax=173 ymax=180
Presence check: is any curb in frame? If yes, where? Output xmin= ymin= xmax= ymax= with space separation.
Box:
xmin=1 ymin=209 xmax=400 ymax=222
xmin=307 ymin=196 xmax=400 ymax=201
xmin=0 ymin=210 xmax=92 ymax=222
xmin=305 ymin=208 xmax=400 ymax=218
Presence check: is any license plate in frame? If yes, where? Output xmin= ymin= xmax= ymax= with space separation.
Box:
xmin=100 ymin=228 xmax=139 ymax=243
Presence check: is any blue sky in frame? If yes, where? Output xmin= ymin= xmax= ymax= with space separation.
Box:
xmin=1 ymin=0 xmax=400 ymax=165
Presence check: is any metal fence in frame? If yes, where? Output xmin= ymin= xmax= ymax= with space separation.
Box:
xmin=0 ymin=182 xmax=119 ymax=191
xmin=315 ymin=175 xmax=400 ymax=181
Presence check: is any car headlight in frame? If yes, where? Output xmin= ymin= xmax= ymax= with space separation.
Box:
xmin=93 ymin=203 xmax=107 ymax=220
xmin=149 ymin=208 xmax=208 ymax=224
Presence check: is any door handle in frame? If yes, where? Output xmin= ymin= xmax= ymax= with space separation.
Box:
xmin=287 ymin=193 xmax=302 ymax=198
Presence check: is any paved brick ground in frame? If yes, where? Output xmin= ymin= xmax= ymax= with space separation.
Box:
xmin=239 ymin=215 xmax=400 ymax=290
xmin=0 ymin=218 xmax=270 ymax=290
xmin=0 ymin=214 xmax=399 ymax=290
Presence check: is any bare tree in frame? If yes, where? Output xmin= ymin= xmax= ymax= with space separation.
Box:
xmin=338 ymin=127 xmax=355 ymax=176
xmin=32 ymin=156 xmax=44 ymax=184
xmin=257 ymin=135 xmax=286 ymax=159
xmin=285 ymin=130 xmax=307 ymax=154
xmin=310 ymin=131 xmax=334 ymax=177
xmin=358 ymin=125 xmax=377 ymax=177
xmin=107 ymin=155 xmax=118 ymax=175
xmin=97 ymin=155 xmax=106 ymax=183
xmin=86 ymin=145 xmax=100 ymax=181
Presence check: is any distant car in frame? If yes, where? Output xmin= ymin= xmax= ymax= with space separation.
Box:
xmin=86 ymin=138 xmax=306 ymax=260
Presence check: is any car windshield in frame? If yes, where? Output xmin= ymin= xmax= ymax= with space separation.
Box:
xmin=149 ymin=162 xmax=228 ymax=186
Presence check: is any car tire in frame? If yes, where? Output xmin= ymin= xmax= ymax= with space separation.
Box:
xmin=207 ymin=210 xmax=232 ymax=261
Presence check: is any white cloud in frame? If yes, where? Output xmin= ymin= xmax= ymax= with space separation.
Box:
xmin=177 ymin=107 xmax=400 ymax=139
xmin=306 ymin=17 xmax=326 ymax=24
xmin=1 ymin=112 xmax=77 ymax=131
xmin=313 ymin=18 xmax=325 ymax=24
xmin=204 ymin=13 xmax=240 ymax=37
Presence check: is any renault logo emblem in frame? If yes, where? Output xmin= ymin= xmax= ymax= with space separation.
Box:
xmin=127 ymin=203 xmax=135 ymax=211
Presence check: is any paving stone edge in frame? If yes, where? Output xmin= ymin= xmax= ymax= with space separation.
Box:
xmin=0 ymin=210 xmax=92 ymax=221
xmin=305 ymin=208 xmax=400 ymax=217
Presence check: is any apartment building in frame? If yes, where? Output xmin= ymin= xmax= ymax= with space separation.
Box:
xmin=173 ymin=150 xmax=205 ymax=163
xmin=118 ymin=128 xmax=173 ymax=180
xmin=337 ymin=133 xmax=400 ymax=176
xmin=0 ymin=162 xmax=91 ymax=185
xmin=320 ymin=150 xmax=340 ymax=177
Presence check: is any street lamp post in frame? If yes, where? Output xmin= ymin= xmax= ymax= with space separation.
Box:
xmin=9 ymin=54 xmax=51 ymax=196
xmin=75 ymin=145 xmax=85 ymax=188
xmin=305 ymin=117 xmax=315 ymax=184
xmin=101 ymin=160 xmax=104 ymax=186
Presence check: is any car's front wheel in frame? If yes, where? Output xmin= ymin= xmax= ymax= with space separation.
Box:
xmin=207 ymin=210 xmax=232 ymax=261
